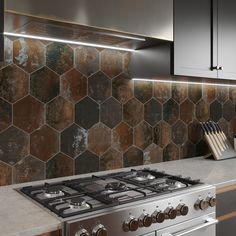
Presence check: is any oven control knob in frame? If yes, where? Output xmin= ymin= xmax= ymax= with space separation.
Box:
xmin=152 ymin=210 xmax=165 ymax=223
xmin=123 ymin=217 xmax=139 ymax=232
xmin=139 ymin=213 xmax=152 ymax=227
xmin=92 ymin=224 xmax=107 ymax=236
xmin=194 ymin=199 xmax=208 ymax=210
xmin=165 ymin=207 xmax=177 ymax=219
xmin=207 ymin=197 xmax=216 ymax=207
xmin=177 ymin=204 xmax=189 ymax=216
xmin=75 ymin=229 xmax=90 ymax=236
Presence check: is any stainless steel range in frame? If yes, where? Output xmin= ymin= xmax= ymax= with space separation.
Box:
xmin=19 ymin=168 xmax=217 ymax=236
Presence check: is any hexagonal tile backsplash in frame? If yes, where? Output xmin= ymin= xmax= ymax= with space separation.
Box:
xmin=0 ymin=37 xmax=236 ymax=185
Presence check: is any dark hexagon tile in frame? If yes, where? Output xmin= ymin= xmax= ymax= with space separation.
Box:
xmin=88 ymin=123 xmax=111 ymax=156
xmin=46 ymin=96 xmax=74 ymax=131
xmin=13 ymin=156 xmax=45 ymax=184
xmin=217 ymin=86 xmax=229 ymax=104
xmin=210 ymin=100 xmax=222 ymax=122
xmin=0 ymin=64 xmax=29 ymax=103
xmin=196 ymin=140 xmax=210 ymax=156
xmin=180 ymin=141 xmax=196 ymax=159
xmin=101 ymin=97 xmax=122 ymax=128
xmin=46 ymin=153 xmax=74 ymax=179
xmin=75 ymin=46 xmax=99 ymax=77
xmin=153 ymin=82 xmax=171 ymax=103
xmin=180 ymin=99 xmax=194 ymax=124
xmin=123 ymin=98 xmax=144 ymax=127
xmin=143 ymin=144 xmax=163 ymax=165
xmin=202 ymin=85 xmax=216 ymax=103
xmin=153 ymin=121 xmax=171 ymax=148
xmin=61 ymin=69 xmax=87 ymax=103
xmin=134 ymin=122 xmax=153 ymax=150
xmin=75 ymin=97 xmax=99 ymax=129
xmin=13 ymin=38 xmax=45 ymax=73
xmin=46 ymin=42 xmax=74 ymax=75
xmin=112 ymin=73 xmax=133 ymax=104
xmin=144 ymin=99 xmax=162 ymax=126
xmin=30 ymin=67 xmax=60 ymax=103
xmin=101 ymin=49 xmax=122 ymax=78
xmin=172 ymin=83 xmax=187 ymax=103
xmin=229 ymin=117 xmax=236 ymax=137
xmin=100 ymin=148 xmax=123 ymax=171
xmin=30 ymin=125 xmax=59 ymax=161
xmin=0 ymin=98 xmax=12 ymax=132
xmin=229 ymin=88 xmax=236 ymax=103
xmin=218 ymin=118 xmax=230 ymax=138
xmin=88 ymin=71 xmax=111 ymax=104
xmin=112 ymin=122 xmax=133 ymax=153
xmin=0 ymin=161 xmax=12 ymax=186
xmin=123 ymin=146 xmax=143 ymax=167
xmin=0 ymin=126 xmax=29 ymax=165
xmin=134 ymin=81 xmax=153 ymax=103
xmin=0 ymin=37 xmax=13 ymax=69
xmin=172 ymin=120 xmax=187 ymax=145
xmin=75 ymin=150 xmax=99 ymax=174
xmin=13 ymin=96 xmax=44 ymax=133
xmin=61 ymin=124 xmax=87 ymax=158
xmin=163 ymin=99 xmax=179 ymax=125
xmin=196 ymin=99 xmax=210 ymax=122
xmin=188 ymin=120 xmax=203 ymax=144
xmin=188 ymin=84 xmax=202 ymax=103
xmin=223 ymin=100 xmax=235 ymax=121
xmin=163 ymin=143 xmax=179 ymax=162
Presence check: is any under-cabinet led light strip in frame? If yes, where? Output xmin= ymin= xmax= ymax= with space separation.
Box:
xmin=4 ymin=32 xmax=136 ymax=52
xmin=133 ymin=78 xmax=236 ymax=87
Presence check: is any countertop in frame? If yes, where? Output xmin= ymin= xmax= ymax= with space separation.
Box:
xmin=1 ymin=156 xmax=236 ymax=236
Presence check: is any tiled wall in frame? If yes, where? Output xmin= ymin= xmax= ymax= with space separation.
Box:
xmin=0 ymin=37 xmax=236 ymax=186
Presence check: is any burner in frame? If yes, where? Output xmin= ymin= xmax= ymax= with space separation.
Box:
xmin=105 ymin=182 xmax=127 ymax=191
xmin=167 ymin=181 xmax=187 ymax=190
xmin=134 ymin=172 xmax=155 ymax=182
xmin=44 ymin=186 xmax=64 ymax=198
xmin=70 ymin=197 xmax=86 ymax=207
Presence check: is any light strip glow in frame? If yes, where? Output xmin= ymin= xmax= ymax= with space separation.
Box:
xmin=4 ymin=32 xmax=136 ymax=52
xmin=133 ymin=78 xmax=236 ymax=87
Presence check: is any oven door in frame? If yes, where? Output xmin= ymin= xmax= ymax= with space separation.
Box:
xmin=157 ymin=214 xmax=217 ymax=236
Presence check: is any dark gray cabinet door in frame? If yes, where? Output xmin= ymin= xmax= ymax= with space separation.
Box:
xmin=174 ymin=0 xmax=218 ymax=78
xmin=217 ymin=0 xmax=236 ymax=80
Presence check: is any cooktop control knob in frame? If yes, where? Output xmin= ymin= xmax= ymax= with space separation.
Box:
xmin=152 ymin=210 xmax=165 ymax=223
xmin=75 ymin=229 xmax=90 ymax=236
xmin=194 ymin=199 xmax=209 ymax=210
xmin=177 ymin=204 xmax=189 ymax=216
xmin=92 ymin=224 xmax=107 ymax=236
xmin=165 ymin=207 xmax=177 ymax=219
xmin=123 ymin=217 xmax=139 ymax=232
xmin=139 ymin=213 xmax=152 ymax=227
xmin=207 ymin=197 xmax=217 ymax=207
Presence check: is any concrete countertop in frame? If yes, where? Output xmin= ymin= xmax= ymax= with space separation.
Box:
xmin=1 ymin=156 xmax=236 ymax=236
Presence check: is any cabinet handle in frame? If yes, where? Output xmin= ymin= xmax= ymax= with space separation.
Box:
xmin=211 ymin=66 xmax=224 ymax=71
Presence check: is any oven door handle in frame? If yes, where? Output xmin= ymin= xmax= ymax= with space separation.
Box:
xmin=161 ymin=217 xmax=218 ymax=236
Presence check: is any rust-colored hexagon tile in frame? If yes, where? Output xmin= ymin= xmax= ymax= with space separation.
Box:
xmin=88 ymin=71 xmax=111 ymax=104
xmin=123 ymin=98 xmax=144 ymax=127
xmin=61 ymin=69 xmax=87 ymax=103
xmin=0 ymin=64 xmax=29 ymax=103
xmin=180 ymin=99 xmax=194 ymax=124
xmin=30 ymin=67 xmax=60 ymax=103
xmin=0 ymin=98 xmax=12 ymax=132
xmin=134 ymin=122 xmax=153 ymax=150
xmin=0 ymin=126 xmax=29 ymax=165
xmin=223 ymin=100 xmax=235 ymax=122
xmin=172 ymin=120 xmax=187 ymax=145
xmin=134 ymin=81 xmax=153 ymax=103
xmin=46 ymin=96 xmax=74 ymax=131
xmin=13 ymin=38 xmax=45 ymax=73
xmin=210 ymin=100 xmax=222 ymax=122
xmin=153 ymin=121 xmax=171 ymax=148
xmin=188 ymin=84 xmax=202 ymax=103
xmin=112 ymin=73 xmax=133 ymax=104
xmin=0 ymin=161 xmax=12 ymax=186
xmin=0 ymin=37 xmax=13 ymax=69
xmin=46 ymin=153 xmax=74 ymax=179
xmin=153 ymin=82 xmax=171 ymax=103
xmin=123 ymin=147 xmax=143 ymax=167
xmin=172 ymin=83 xmax=187 ymax=103
xmin=46 ymin=42 xmax=74 ymax=75
xmin=75 ymin=97 xmax=99 ymax=129
xmin=163 ymin=99 xmax=179 ymax=125
xmin=218 ymin=118 xmax=230 ymax=138
xmin=101 ymin=49 xmax=122 ymax=78
xmin=196 ymin=99 xmax=209 ymax=122
xmin=61 ymin=124 xmax=87 ymax=158
xmin=144 ymin=98 xmax=162 ymax=126
xmin=101 ymin=97 xmax=122 ymax=128
xmin=143 ymin=144 xmax=163 ymax=165
xmin=229 ymin=88 xmax=236 ymax=103
xmin=188 ymin=120 xmax=203 ymax=144
xmin=163 ymin=143 xmax=179 ymax=162
xmin=88 ymin=123 xmax=111 ymax=156
xmin=75 ymin=151 xmax=99 ymax=174
xmin=13 ymin=96 xmax=44 ymax=133
xmin=112 ymin=122 xmax=133 ymax=153
xmin=13 ymin=156 xmax=45 ymax=184
xmin=217 ymin=86 xmax=229 ymax=104
xmin=75 ymin=46 xmax=99 ymax=77
xmin=100 ymin=148 xmax=123 ymax=171
xmin=180 ymin=141 xmax=196 ymax=159
xmin=30 ymin=125 xmax=59 ymax=161
xmin=202 ymin=85 xmax=216 ymax=103
xmin=123 ymin=52 xmax=131 ymax=75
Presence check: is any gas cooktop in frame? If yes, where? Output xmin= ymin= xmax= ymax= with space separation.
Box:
xmin=19 ymin=168 xmax=202 ymax=218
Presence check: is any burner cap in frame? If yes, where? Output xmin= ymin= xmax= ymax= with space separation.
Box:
xmin=45 ymin=186 xmax=63 ymax=195
xmin=135 ymin=172 xmax=155 ymax=181
xmin=70 ymin=197 xmax=86 ymax=206
xmin=105 ymin=182 xmax=126 ymax=191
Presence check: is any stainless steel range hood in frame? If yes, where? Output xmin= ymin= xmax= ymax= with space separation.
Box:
xmin=3 ymin=0 xmax=173 ymax=52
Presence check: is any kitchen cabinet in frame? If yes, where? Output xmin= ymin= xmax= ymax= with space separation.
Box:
xmin=38 ymin=230 xmax=61 ymax=236
xmin=174 ymin=0 xmax=236 ymax=80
